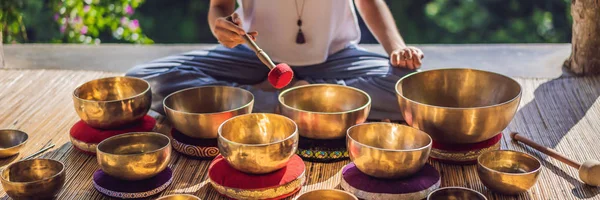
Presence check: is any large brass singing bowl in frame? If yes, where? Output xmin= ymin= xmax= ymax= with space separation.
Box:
xmin=1 ymin=159 xmax=66 ymax=200
xmin=73 ymin=76 xmax=151 ymax=129
xmin=427 ymin=187 xmax=487 ymax=200
xmin=295 ymin=189 xmax=358 ymax=200
xmin=218 ymin=113 xmax=298 ymax=174
xmin=396 ymin=68 xmax=521 ymax=144
xmin=164 ymin=86 xmax=254 ymax=138
xmin=477 ymin=150 xmax=541 ymax=195
xmin=0 ymin=129 xmax=28 ymax=158
xmin=347 ymin=123 xmax=432 ymax=179
xmin=97 ymin=132 xmax=171 ymax=181
xmin=279 ymin=84 xmax=371 ymax=139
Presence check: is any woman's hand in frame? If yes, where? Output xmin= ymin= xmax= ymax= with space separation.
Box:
xmin=390 ymin=46 xmax=424 ymax=70
xmin=213 ymin=13 xmax=258 ymax=48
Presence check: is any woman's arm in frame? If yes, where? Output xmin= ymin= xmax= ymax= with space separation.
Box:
xmin=208 ymin=0 xmax=257 ymax=48
xmin=355 ymin=0 xmax=423 ymax=69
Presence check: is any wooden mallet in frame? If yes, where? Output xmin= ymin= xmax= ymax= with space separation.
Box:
xmin=511 ymin=132 xmax=600 ymax=186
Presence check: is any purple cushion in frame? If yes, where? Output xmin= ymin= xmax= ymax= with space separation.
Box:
xmin=171 ymin=129 xmax=220 ymax=159
xmin=93 ymin=167 xmax=173 ymax=199
xmin=342 ymin=163 xmax=440 ymax=194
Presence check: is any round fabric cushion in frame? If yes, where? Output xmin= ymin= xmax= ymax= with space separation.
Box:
xmin=430 ymin=133 xmax=503 ymax=164
xmin=170 ymin=129 xmax=219 ymax=159
xmin=209 ymin=155 xmax=305 ymax=200
xmin=93 ymin=167 xmax=172 ymax=199
xmin=341 ymin=163 xmax=440 ymax=200
xmin=297 ymin=136 xmax=348 ymax=162
xmin=70 ymin=115 xmax=156 ymax=154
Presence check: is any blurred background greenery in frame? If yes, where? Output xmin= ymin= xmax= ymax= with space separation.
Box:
xmin=1 ymin=0 xmax=572 ymax=44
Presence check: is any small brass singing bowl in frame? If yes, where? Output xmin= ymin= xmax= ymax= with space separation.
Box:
xmin=477 ymin=150 xmax=542 ymax=195
xmin=157 ymin=194 xmax=201 ymax=200
xmin=0 ymin=129 xmax=28 ymax=158
xmin=164 ymin=86 xmax=254 ymax=139
xmin=427 ymin=187 xmax=487 ymax=200
xmin=73 ymin=76 xmax=151 ymax=129
xmin=396 ymin=68 xmax=521 ymax=144
xmin=279 ymin=84 xmax=371 ymax=139
xmin=97 ymin=132 xmax=171 ymax=181
xmin=218 ymin=113 xmax=298 ymax=174
xmin=1 ymin=159 xmax=66 ymax=200
xmin=295 ymin=189 xmax=358 ymax=200
xmin=347 ymin=123 xmax=432 ymax=179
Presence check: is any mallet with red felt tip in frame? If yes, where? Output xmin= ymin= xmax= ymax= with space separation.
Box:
xmin=226 ymin=17 xmax=294 ymax=89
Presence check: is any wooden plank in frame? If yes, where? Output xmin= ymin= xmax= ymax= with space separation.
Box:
xmin=0 ymin=69 xmax=599 ymax=200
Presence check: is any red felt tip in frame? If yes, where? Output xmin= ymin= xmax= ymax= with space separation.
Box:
xmin=268 ymin=63 xmax=294 ymax=89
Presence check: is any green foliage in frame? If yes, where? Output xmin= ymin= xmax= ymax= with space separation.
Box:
xmin=1 ymin=0 xmax=573 ymax=44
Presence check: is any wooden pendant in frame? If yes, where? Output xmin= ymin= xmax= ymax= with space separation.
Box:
xmin=296 ymin=29 xmax=305 ymax=44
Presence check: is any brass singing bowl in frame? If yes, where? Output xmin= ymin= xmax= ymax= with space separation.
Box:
xmin=218 ymin=113 xmax=298 ymax=174
xmin=279 ymin=84 xmax=371 ymax=139
xmin=73 ymin=76 xmax=151 ymax=129
xmin=1 ymin=159 xmax=66 ymax=200
xmin=427 ymin=187 xmax=487 ymax=200
xmin=295 ymin=189 xmax=358 ymax=200
xmin=157 ymin=194 xmax=201 ymax=200
xmin=477 ymin=150 xmax=542 ymax=195
xmin=347 ymin=123 xmax=432 ymax=179
xmin=97 ymin=132 xmax=171 ymax=181
xmin=164 ymin=86 xmax=254 ymax=139
xmin=396 ymin=68 xmax=521 ymax=144
xmin=0 ymin=129 xmax=28 ymax=158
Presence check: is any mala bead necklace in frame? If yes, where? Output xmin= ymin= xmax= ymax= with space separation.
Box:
xmin=295 ymin=0 xmax=306 ymax=44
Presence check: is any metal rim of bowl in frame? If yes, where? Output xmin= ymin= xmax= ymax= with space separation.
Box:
xmin=217 ymin=113 xmax=298 ymax=147
xmin=163 ymin=86 xmax=255 ymax=116
xmin=96 ymin=132 xmax=171 ymax=157
xmin=157 ymin=194 xmax=200 ymax=200
xmin=395 ymin=68 xmax=522 ymax=110
xmin=427 ymin=187 xmax=487 ymax=200
xmin=477 ymin=149 xmax=542 ymax=176
xmin=278 ymin=84 xmax=372 ymax=115
xmin=0 ymin=158 xmax=65 ymax=185
xmin=0 ymin=129 xmax=29 ymax=150
xmin=296 ymin=189 xmax=358 ymax=200
xmin=72 ymin=76 xmax=151 ymax=103
xmin=346 ymin=122 xmax=432 ymax=152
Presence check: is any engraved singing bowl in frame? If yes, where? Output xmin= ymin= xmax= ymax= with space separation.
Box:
xmin=0 ymin=129 xmax=28 ymax=158
xmin=164 ymin=86 xmax=254 ymax=139
xmin=97 ymin=132 xmax=171 ymax=181
xmin=427 ymin=187 xmax=487 ymax=200
xmin=1 ymin=159 xmax=66 ymax=200
xmin=279 ymin=84 xmax=371 ymax=139
xmin=477 ymin=150 xmax=542 ymax=195
xmin=157 ymin=194 xmax=201 ymax=200
xmin=295 ymin=189 xmax=358 ymax=200
xmin=396 ymin=68 xmax=521 ymax=144
xmin=218 ymin=113 xmax=298 ymax=174
xmin=347 ymin=123 xmax=432 ymax=179
xmin=73 ymin=76 xmax=151 ymax=129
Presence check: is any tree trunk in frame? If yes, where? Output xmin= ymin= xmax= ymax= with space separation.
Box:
xmin=564 ymin=0 xmax=600 ymax=75
xmin=0 ymin=31 xmax=4 ymax=68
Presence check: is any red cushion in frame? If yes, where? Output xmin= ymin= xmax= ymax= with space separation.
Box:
xmin=70 ymin=115 xmax=156 ymax=144
xmin=209 ymin=155 xmax=305 ymax=199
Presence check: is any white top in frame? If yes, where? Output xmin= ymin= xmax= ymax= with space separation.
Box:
xmin=235 ymin=0 xmax=361 ymax=66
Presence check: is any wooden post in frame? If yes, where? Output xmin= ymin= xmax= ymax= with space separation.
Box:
xmin=564 ymin=0 xmax=600 ymax=75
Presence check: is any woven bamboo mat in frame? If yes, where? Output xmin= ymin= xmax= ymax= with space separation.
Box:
xmin=0 ymin=69 xmax=599 ymax=200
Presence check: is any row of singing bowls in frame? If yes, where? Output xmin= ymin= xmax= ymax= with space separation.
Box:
xmin=164 ymin=86 xmax=254 ymax=138
xmin=73 ymin=76 xmax=152 ymax=129
xmin=0 ymin=129 xmax=29 ymax=158
xmin=97 ymin=132 xmax=171 ymax=181
xmin=1 ymin=159 xmax=66 ymax=200
xmin=396 ymin=68 xmax=522 ymax=144
xmin=477 ymin=150 xmax=542 ymax=195
xmin=347 ymin=123 xmax=432 ymax=179
xmin=279 ymin=84 xmax=371 ymax=139
xmin=218 ymin=113 xmax=298 ymax=174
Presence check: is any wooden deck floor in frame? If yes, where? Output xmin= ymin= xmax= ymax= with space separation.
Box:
xmin=0 ymin=69 xmax=599 ymax=200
